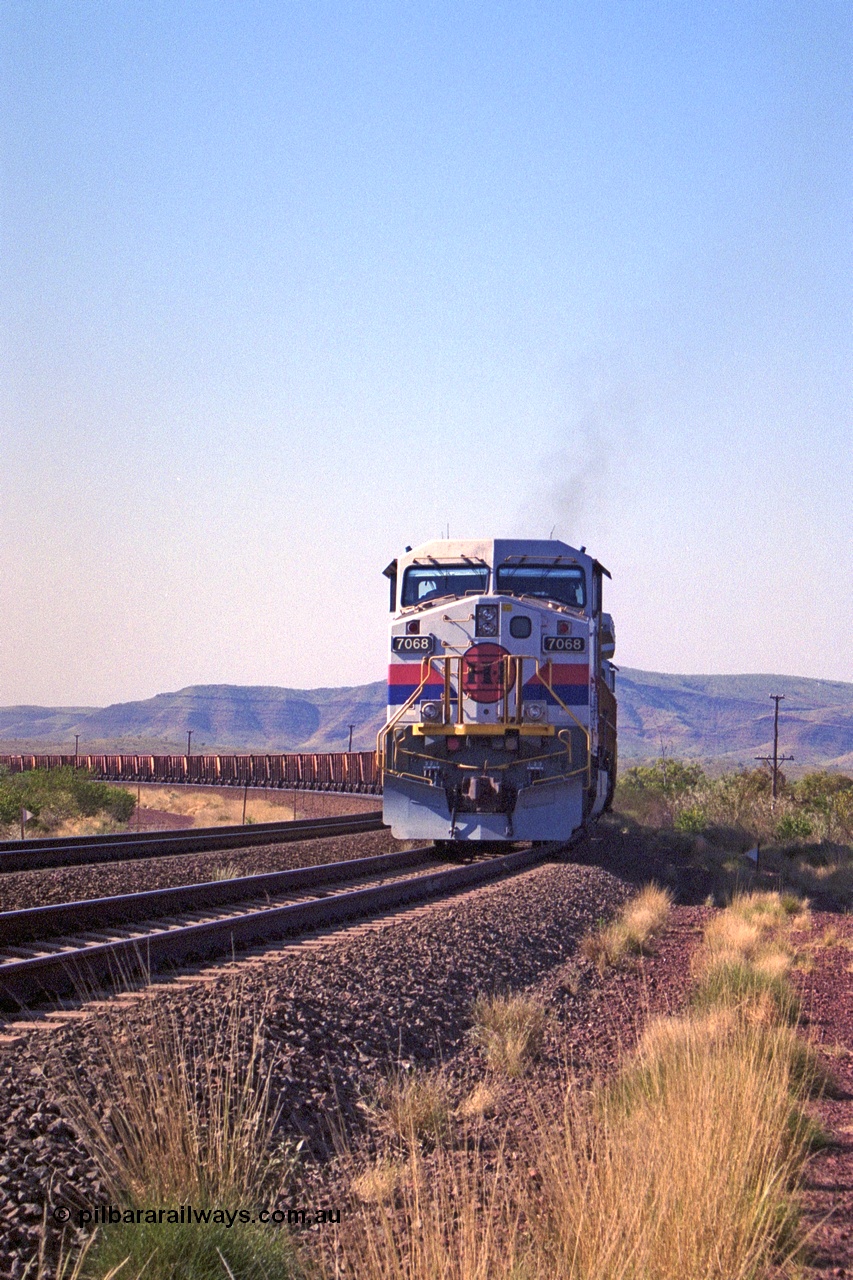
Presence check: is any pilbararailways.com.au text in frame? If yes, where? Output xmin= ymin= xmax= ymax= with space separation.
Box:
xmin=52 ymin=1204 xmax=341 ymax=1229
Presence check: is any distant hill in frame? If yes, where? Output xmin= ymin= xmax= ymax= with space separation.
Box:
xmin=0 ymin=684 xmax=387 ymax=755
xmin=616 ymin=670 xmax=853 ymax=773
xmin=0 ymin=671 xmax=851 ymax=772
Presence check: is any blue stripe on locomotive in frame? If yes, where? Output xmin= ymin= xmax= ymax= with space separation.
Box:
xmin=387 ymin=683 xmax=589 ymax=706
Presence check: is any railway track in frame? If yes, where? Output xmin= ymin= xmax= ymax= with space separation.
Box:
xmin=0 ymin=843 xmax=552 ymax=1006
xmin=0 ymin=811 xmax=384 ymax=874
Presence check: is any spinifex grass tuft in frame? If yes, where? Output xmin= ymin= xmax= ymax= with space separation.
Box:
xmin=80 ymin=1217 xmax=302 ymax=1280
xmin=581 ymin=883 xmax=672 ymax=971
xmin=693 ymin=891 xmax=810 ymax=1025
xmin=362 ymin=1066 xmax=454 ymax=1145
xmin=470 ymin=993 xmax=546 ymax=1077
xmin=52 ymin=987 xmax=284 ymax=1205
xmin=726 ymin=889 xmax=811 ymax=930
xmin=351 ymin=1158 xmax=409 ymax=1204
xmin=50 ymin=983 xmax=303 ymax=1279
xmin=529 ymin=1013 xmax=814 ymax=1280
xmin=692 ymin=956 xmax=801 ymax=1024
xmin=211 ymin=860 xmax=243 ymax=881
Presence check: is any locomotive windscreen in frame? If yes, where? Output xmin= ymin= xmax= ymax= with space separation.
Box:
xmin=496 ymin=563 xmax=586 ymax=607
xmin=401 ymin=564 xmax=489 ymax=606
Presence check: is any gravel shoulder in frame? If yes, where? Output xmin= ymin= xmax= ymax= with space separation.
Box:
xmin=0 ymin=853 xmax=631 ymax=1275
xmin=794 ymin=912 xmax=853 ymax=1279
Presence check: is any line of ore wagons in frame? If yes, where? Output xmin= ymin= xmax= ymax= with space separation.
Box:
xmin=0 ymin=752 xmax=381 ymax=793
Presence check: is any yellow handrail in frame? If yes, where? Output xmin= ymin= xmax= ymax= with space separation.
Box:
xmin=379 ymin=651 xmax=592 ymax=788
xmin=376 ymin=656 xmax=435 ymax=771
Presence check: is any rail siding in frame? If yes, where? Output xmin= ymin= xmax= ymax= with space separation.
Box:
xmin=0 ymin=751 xmax=382 ymax=793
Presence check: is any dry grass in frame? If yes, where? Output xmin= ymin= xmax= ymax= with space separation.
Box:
xmin=325 ymin=1011 xmax=817 ymax=1280
xmin=351 ymin=1158 xmax=409 ymax=1204
xmin=51 ymin=987 xmax=284 ymax=1205
xmin=727 ymin=889 xmax=811 ymax=929
xmin=692 ymin=891 xmax=810 ymax=1025
xmin=137 ymin=786 xmax=298 ymax=827
xmin=529 ymin=1014 xmax=814 ymax=1279
xmin=457 ymin=1080 xmax=503 ymax=1120
xmin=470 ymin=994 xmax=547 ymax=1077
xmin=211 ymin=860 xmax=244 ymax=881
xmin=50 ymin=816 xmax=126 ymax=838
xmin=322 ymin=891 xmax=824 ymax=1280
xmin=330 ymin=1140 xmax=524 ymax=1280
xmin=22 ymin=1227 xmax=118 ymax=1280
xmin=49 ymin=984 xmax=303 ymax=1279
xmin=362 ymin=1067 xmax=454 ymax=1145
xmin=582 ymin=883 xmax=673 ymax=971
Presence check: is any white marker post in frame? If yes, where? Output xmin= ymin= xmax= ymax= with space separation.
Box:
xmin=20 ymin=808 xmax=34 ymax=840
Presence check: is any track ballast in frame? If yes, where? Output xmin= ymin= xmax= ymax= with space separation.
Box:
xmin=0 ymin=810 xmax=384 ymax=874
xmin=0 ymin=843 xmax=554 ymax=1006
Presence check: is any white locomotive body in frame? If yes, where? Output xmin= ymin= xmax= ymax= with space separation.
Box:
xmin=379 ymin=539 xmax=617 ymax=843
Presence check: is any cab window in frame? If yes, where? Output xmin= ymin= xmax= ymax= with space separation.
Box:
xmin=401 ymin=565 xmax=489 ymax=606
xmin=496 ymin=564 xmax=586 ymax=607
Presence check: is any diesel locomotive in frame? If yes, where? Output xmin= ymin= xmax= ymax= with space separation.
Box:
xmin=379 ymin=538 xmax=616 ymax=843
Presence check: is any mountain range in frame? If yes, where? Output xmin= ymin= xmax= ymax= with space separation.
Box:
xmin=1 ymin=670 xmax=851 ymax=773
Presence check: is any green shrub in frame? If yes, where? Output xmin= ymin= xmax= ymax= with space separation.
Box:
xmin=621 ymin=759 xmax=706 ymax=798
xmin=674 ymin=804 xmax=706 ymax=833
xmin=0 ymin=767 xmax=135 ymax=833
xmin=793 ymin=772 xmax=853 ymax=841
xmin=775 ymin=812 xmax=813 ymax=842
xmin=82 ymin=1217 xmax=303 ymax=1280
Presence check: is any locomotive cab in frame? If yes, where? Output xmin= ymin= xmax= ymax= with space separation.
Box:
xmin=379 ymin=538 xmax=617 ymax=844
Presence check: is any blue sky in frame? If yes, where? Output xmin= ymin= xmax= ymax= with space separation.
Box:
xmin=2 ymin=0 xmax=851 ymax=705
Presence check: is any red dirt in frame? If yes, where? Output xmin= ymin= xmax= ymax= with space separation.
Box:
xmin=795 ymin=913 xmax=853 ymax=1278
xmin=128 ymin=807 xmax=194 ymax=830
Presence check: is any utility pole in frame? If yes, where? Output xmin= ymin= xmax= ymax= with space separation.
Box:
xmin=756 ymin=694 xmax=794 ymax=806
xmin=187 ymin=730 xmax=193 ymax=758
xmin=74 ymin=734 xmax=79 ymax=766
xmin=347 ymin=724 xmax=355 ymax=753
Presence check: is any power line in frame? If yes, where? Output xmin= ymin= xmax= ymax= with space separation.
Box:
xmin=755 ymin=694 xmax=794 ymax=804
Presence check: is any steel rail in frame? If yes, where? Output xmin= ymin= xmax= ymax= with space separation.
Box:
xmin=0 ymin=811 xmax=385 ymax=874
xmin=0 ymin=846 xmax=433 ymax=945
xmin=0 ymin=843 xmax=553 ymax=1006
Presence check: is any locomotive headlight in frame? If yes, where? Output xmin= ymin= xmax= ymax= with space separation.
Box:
xmin=421 ymin=701 xmax=442 ymax=723
xmin=475 ymin=604 xmax=499 ymax=637
xmin=523 ymin=702 xmax=546 ymax=722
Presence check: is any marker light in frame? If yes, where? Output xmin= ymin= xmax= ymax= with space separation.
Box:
xmin=421 ymin=701 xmax=442 ymax=722
xmin=523 ymin=703 xmax=546 ymax=722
